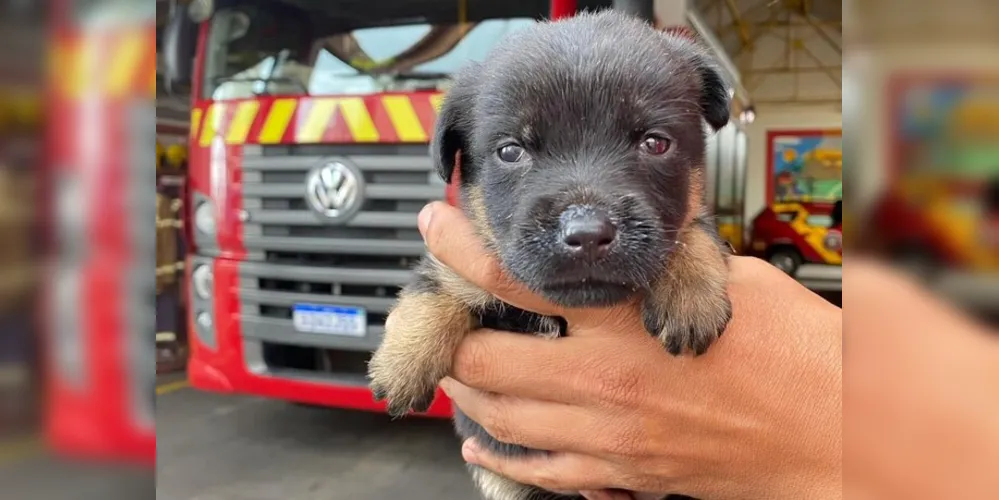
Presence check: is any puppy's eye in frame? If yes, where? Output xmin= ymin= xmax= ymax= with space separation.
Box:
xmin=640 ymin=135 xmax=671 ymax=155
xmin=497 ymin=144 xmax=526 ymax=163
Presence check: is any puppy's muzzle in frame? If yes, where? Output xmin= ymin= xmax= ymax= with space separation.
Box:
xmin=559 ymin=204 xmax=617 ymax=260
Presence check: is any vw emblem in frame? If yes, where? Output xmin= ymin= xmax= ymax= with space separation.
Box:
xmin=305 ymin=161 xmax=364 ymax=222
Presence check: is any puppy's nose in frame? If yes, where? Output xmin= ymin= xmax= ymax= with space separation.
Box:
xmin=559 ymin=206 xmax=617 ymax=258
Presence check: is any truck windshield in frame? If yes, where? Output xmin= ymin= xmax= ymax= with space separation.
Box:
xmin=202 ymin=6 xmax=535 ymax=101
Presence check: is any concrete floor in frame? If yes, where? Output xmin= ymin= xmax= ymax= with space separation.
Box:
xmin=155 ymin=376 xmax=478 ymax=500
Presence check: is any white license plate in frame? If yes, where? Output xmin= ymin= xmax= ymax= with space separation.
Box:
xmin=291 ymin=304 xmax=367 ymax=337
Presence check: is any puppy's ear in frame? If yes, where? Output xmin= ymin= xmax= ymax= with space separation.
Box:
xmin=660 ymin=32 xmax=732 ymax=132
xmin=696 ymin=58 xmax=732 ymax=132
xmin=431 ymin=64 xmax=480 ymax=183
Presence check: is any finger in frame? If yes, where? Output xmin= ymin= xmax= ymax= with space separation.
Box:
xmin=450 ymin=329 xmax=655 ymax=406
xmin=441 ymin=377 xmax=632 ymax=455
xmin=581 ymin=490 xmax=636 ymax=500
xmin=462 ymin=438 xmax=622 ymax=493
xmin=418 ymin=202 xmax=563 ymax=316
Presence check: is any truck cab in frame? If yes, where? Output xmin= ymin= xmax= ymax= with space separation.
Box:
xmin=161 ymin=0 xmax=615 ymax=416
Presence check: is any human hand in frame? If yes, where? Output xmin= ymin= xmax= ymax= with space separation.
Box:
xmin=417 ymin=201 xmax=842 ymax=500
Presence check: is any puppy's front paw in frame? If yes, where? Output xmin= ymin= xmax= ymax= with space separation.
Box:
xmin=642 ymin=292 xmax=731 ymax=356
xmin=643 ymin=215 xmax=733 ymax=356
xmin=367 ymin=291 xmax=475 ymax=418
xmin=368 ymin=348 xmax=438 ymax=418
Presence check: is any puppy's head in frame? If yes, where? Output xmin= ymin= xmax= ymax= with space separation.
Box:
xmin=431 ymin=11 xmax=731 ymax=308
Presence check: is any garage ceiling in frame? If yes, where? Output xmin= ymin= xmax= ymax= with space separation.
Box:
xmin=692 ymin=0 xmax=842 ymax=109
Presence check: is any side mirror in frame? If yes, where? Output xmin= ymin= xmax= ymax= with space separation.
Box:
xmin=161 ymin=5 xmax=199 ymax=95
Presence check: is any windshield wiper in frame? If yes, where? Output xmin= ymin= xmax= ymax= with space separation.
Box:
xmin=384 ymin=71 xmax=452 ymax=81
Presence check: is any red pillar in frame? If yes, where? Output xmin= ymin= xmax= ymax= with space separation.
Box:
xmin=550 ymin=0 xmax=577 ymax=19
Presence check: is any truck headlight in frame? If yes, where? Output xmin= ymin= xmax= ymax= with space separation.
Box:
xmin=194 ymin=201 xmax=216 ymax=235
xmin=192 ymin=264 xmax=214 ymax=299
xmin=196 ymin=311 xmax=213 ymax=329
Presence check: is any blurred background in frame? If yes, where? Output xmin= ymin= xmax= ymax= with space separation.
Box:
xmin=842 ymin=2 xmax=999 ymax=497
xmin=0 ymin=0 xmax=993 ymax=498
xmin=844 ymin=0 xmax=999 ymax=320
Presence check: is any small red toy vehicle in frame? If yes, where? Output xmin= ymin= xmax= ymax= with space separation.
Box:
xmin=746 ymin=199 xmax=843 ymax=275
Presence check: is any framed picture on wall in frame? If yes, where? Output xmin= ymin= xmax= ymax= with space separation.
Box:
xmin=766 ymin=129 xmax=843 ymax=204
xmin=887 ymin=72 xmax=999 ymax=181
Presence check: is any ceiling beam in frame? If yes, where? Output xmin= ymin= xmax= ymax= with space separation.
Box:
xmin=722 ymin=0 xmax=753 ymax=49
xmin=708 ymin=0 xmax=842 ymax=107
xmin=795 ymin=42 xmax=841 ymax=87
xmin=798 ymin=11 xmax=842 ymax=54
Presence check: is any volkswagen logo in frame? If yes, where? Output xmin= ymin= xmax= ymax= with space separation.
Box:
xmin=305 ymin=161 xmax=364 ymax=223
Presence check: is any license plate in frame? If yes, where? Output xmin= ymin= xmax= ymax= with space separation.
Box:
xmin=291 ymin=304 xmax=367 ymax=337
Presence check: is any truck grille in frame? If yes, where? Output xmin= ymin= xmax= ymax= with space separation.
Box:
xmin=238 ymin=144 xmax=445 ymax=360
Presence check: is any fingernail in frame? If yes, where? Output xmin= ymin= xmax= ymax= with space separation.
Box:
xmin=417 ymin=203 xmax=434 ymax=235
xmin=461 ymin=439 xmax=480 ymax=463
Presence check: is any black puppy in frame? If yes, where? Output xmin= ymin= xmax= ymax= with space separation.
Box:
xmin=369 ymin=10 xmax=733 ymax=500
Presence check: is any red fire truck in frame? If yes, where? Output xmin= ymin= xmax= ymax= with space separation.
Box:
xmin=161 ymin=0 xmax=731 ymax=417
xmin=44 ymin=0 xmax=157 ymax=464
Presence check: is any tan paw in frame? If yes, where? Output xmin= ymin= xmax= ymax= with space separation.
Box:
xmin=368 ymin=347 xmax=440 ymax=418
xmin=642 ymin=292 xmax=731 ymax=356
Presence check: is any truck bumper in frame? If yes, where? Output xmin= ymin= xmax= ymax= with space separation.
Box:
xmin=185 ymin=255 xmax=453 ymax=418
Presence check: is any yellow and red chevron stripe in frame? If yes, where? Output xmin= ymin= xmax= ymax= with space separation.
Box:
xmin=49 ymin=26 xmax=156 ymax=99
xmin=191 ymin=93 xmax=445 ymax=146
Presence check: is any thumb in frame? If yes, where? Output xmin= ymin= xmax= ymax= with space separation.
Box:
xmin=416 ymin=201 xmax=564 ymax=317
xmin=417 ymin=201 xmax=448 ymax=238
